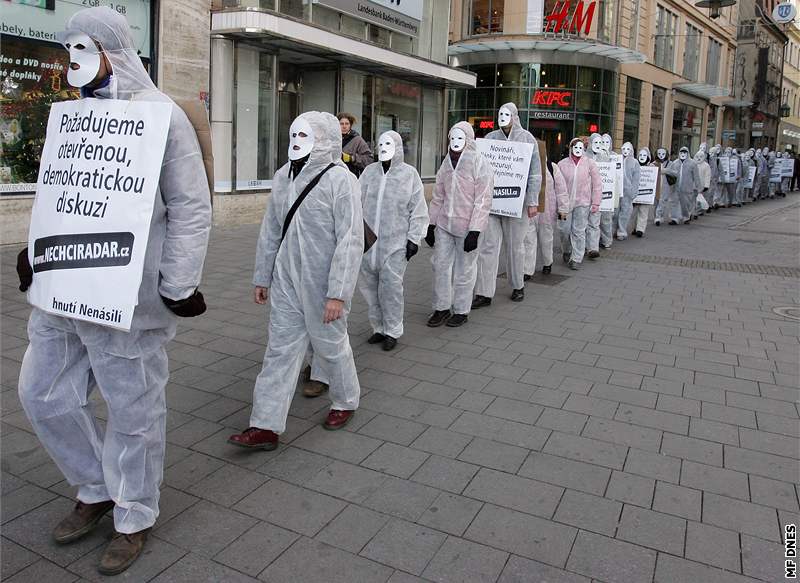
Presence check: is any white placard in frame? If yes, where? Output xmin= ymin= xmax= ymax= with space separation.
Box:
xmin=476 ymin=138 xmax=534 ymax=219
xmin=743 ymin=166 xmax=757 ymax=189
xmin=718 ymin=155 xmax=735 ymax=183
xmin=27 ymin=98 xmax=171 ymax=331
xmin=596 ymin=161 xmax=616 ymax=212
xmin=770 ymin=162 xmax=783 ymax=183
xmin=611 ymin=154 xmax=624 ymax=207
xmin=633 ymin=166 xmax=659 ymax=205
xmin=781 ymin=157 xmax=794 ymax=177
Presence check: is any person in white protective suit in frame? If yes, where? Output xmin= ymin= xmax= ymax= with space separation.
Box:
xmin=670 ymin=146 xmax=702 ymax=224
xmin=15 ymin=7 xmax=211 ymax=576
xmin=632 ymin=148 xmax=655 ymax=236
xmin=755 ymin=148 xmax=769 ymax=200
xmin=473 ymin=103 xmax=542 ymax=308
xmin=358 ymin=131 xmax=428 ymax=351
xmin=731 ymin=148 xmax=744 ymax=207
xmin=615 ymin=141 xmax=640 ymax=240
xmin=426 ymin=121 xmax=493 ymax=328
xmin=779 ymin=151 xmax=791 ymax=197
xmin=584 ymin=133 xmax=607 ymax=259
xmin=694 ymin=149 xmax=711 ymax=216
xmin=229 ymin=111 xmax=363 ymax=447
xmin=718 ymin=146 xmax=736 ymax=207
xmin=768 ymin=150 xmax=780 ymax=198
xmin=525 ymin=155 xmax=568 ymax=278
xmin=740 ymin=149 xmax=756 ymax=203
xmin=653 ymin=147 xmax=679 ymax=226
xmin=598 ymin=133 xmax=618 ymax=248
xmin=557 ymin=138 xmax=601 ymax=270
xmin=708 ymin=144 xmax=722 ymax=210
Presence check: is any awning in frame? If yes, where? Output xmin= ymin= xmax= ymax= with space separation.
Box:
xmin=448 ymin=37 xmax=646 ymax=64
xmin=211 ymin=9 xmax=476 ymax=88
xmin=674 ymin=82 xmax=731 ymax=100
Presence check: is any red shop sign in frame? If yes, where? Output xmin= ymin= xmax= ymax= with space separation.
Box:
xmin=545 ymin=0 xmax=597 ymax=36
xmin=479 ymin=120 xmax=495 ymax=129
xmin=531 ymin=90 xmax=573 ymax=107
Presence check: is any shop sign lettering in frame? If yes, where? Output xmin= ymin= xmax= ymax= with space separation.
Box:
xmin=530 ymin=90 xmax=573 ymax=107
xmin=544 ymin=0 xmax=596 ymax=35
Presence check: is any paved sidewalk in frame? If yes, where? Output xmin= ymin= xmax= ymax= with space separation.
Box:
xmin=2 ymin=195 xmax=799 ymax=583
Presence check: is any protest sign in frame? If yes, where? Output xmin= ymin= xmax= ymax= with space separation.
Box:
xmin=718 ymin=155 xmax=735 ymax=183
xmin=27 ymin=98 xmax=172 ymax=331
xmin=596 ymin=161 xmax=616 ymax=212
xmin=770 ymin=162 xmax=783 ymax=182
xmin=743 ymin=166 xmax=756 ymax=189
xmin=476 ymin=138 xmax=534 ymax=218
xmin=611 ymin=153 xmax=624 ymax=207
xmin=633 ymin=166 xmax=659 ymax=205
xmin=781 ymin=157 xmax=794 ymax=178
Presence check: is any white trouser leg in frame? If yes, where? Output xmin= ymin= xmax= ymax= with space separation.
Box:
xmin=474 ymin=215 xmax=502 ymax=298
xmin=523 ymin=216 xmax=537 ymax=275
xmin=536 ymin=216 xmax=554 ymax=267
xmin=570 ymin=206 xmax=590 ymax=263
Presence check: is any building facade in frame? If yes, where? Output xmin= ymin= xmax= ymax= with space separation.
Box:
xmin=778 ymin=1 xmax=800 ymax=150
xmin=448 ymin=0 xmax=739 ymax=161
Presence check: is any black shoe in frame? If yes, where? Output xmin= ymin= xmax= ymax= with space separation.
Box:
xmin=471 ymin=295 xmax=492 ymax=309
xmin=684 ymin=219 xmax=691 ymax=225
xmin=367 ymin=332 xmax=385 ymax=344
xmin=427 ymin=310 xmax=451 ymax=327
xmin=446 ymin=314 xmax=468 ymax=327
xmin=568 ymin=260 xmax=580 ymax=270
xmin=542 ymin=264 xmax=552 ymax=274
xmin=706 ymin=208 xmax=713 ymax=213
xmin=511 ymin=288 xmax=524 ymax=302
xmin=382 ymin=336 xmax=397 ymax=351
xmin=587 ymin=250 xmax=600 ymax=260
xmin=599 ymin=243 xmax=610 ymax=249
xmin=562 ymin=252 xmax=570 ymax=263
xmin=523 ymin=274 xmax=533 ymax=282
xmin=634 ymin=230 xmax=643 ymax=238
xmin=668 ymin=220 xmax=678 ymax=225
xmin=654 ymin=220 xmax=661 ymax=226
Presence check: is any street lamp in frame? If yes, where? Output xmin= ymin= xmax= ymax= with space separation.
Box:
xmin=695 ymin=0 xmax=737 ymax=19
xmin=781 ymin=103 xmax=791 ymax=117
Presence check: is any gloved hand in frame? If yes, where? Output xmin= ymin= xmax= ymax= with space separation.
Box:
xmin=463 ymin=231 xmax=480 ymax=253
xmin=424 ymin=225 xmax=435 ymax=247
xmin=161 ymin=289 xmax=206 ymax=317
xmin=590 ymin=204 xmax=600 ymax=213
xmin=342 ymin=152 xmax=352 ymax=163
xmin=703 ymin=187 xmax=709 ymax=192
xmin=527 ymin=206 xmax=538 ymax=219
xmin=16 ymin=248 xmax=33 ymax=292
xmin=405 ymin=240 xmax=418 ymax=261
xmin=666 ymin=174 xmax=677 ymax=186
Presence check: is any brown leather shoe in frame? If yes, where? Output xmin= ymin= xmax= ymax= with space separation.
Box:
xmin=303 ymin=380 xmax=329 ymax=398
xmin=52 ymin=500 xmax=115 ymax=544
xmin=98 ymin=528 xmax=150 ymax=576
xmin=323 ymin=410 xmax=354 ymax=430
xmin=228 ymin=427 xmax=279 ymax=450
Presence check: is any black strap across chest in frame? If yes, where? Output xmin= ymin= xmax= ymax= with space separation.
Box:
xmin=281 ymin=162 xmax=336 ymax=243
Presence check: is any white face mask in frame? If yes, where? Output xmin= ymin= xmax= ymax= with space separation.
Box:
xmin=571 ymin=142 xmax=585 ymax=158
xmin=591 ymin=137 xmax=604 ymax=155
xmin=656 ymin=148 xmax=668 ymax=161
xmin=777 ymin=152 xmax=783 ymax=158
xmin=62 ymin=31 xmax=101 ymax=88
xmin=679 ymin=151 xmax=688 ymax=161
xmin=602 ymin=135 xmax=612 ymax=152
xmin=288 ymin=117 xmax=314 ymax=161
xmin=378 ymin=132 xmax=396 ymax=162
xmin=638 ymin=150 xmax=649 ymax=164
xmin=694 ymin=152 xmax=704 ymax=164
xmin=762 ymin=147 xmax=770 ymax=155
xmin=621 ymin=143 xmax=633 ymax=158
xmin=498 ymin=107 xmax=512 ymax=128
xmin=449 ymin=128 xmax=467 ymax=152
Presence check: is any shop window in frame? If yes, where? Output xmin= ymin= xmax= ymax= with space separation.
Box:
xmin=496 ymin=87 xmax=526 ymax=109
xmin=471 ymin=0 xmax=504 ymax=35
xmin=650 ymin=85 xmax=666 ymax=150
xmin=539 ymin=64 xmax=576 ymax=89
xmin=497 ymin=64 xmax=523 ymax=87
xmin=369 ymin=24 xmax=391 ymax=47
xmin=577 ymin=67 xmax=602 ymax=90
xmin=470 ymin=64 xmax=497 ymax=87
xmin=706 ymin=38 xmax=722 ymax=85
xmin=600 ymin=92 xmax=616 ymax=116
xmin=683 ymin=24 xmax=701 ymax=82
xmin=340 ymin=69 xmax=373 ymax=150
xmin=375 ymin=78 xmax=421 ymax=167
xmin=576 ymin=91 xmax=602 ymax=113
xmin=597 ymin=0 xmax=618 ymax=44
xmin=449 ymin=89 xmax=467 ymax=111
xmin=671 ymin=101 xmax=703 ymax=154
xmin=421 ymin=87 xmax=444 ymax=177
xmin=623 ymin=78 xmax=642 ymax=146
xmin=392 ymin=33 xmax=415 ymax=54
xmin=278 ymin=0 xmax=306 ymax=18
xmin=575 ymin=114 xmax=603 ymax=137
xmin=341 ymin=13 xmax=366 ymax=38
xmin=654 ymin=5 xmax=677 ymax=71
xmin=311 ymin=5 xmax=340 ymax=31
xmin=468 ymin=111 xmax=496 ymax=137
xmin=707 ymin=105 xmax=717 ymax=143
xmin=603 ymin=70 xmax=617 ymax=94
xmin=234 ymin=46 xmax=275 ymax=190
xmin=468 ymin=88 xmax=494 ymax=110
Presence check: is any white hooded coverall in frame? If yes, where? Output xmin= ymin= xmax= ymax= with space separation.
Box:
xmin=18 ymin=7 xmax=212 ymax=534
xmin=250 ymin=112 xmax=363 ymax=433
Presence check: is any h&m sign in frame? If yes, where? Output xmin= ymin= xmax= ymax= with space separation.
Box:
xmin=527 ymin=0 xmax=597 ymax=35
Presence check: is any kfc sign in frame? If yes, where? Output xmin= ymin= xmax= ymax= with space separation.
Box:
xmin=544 ymin=0 xmax=596 ymax=35
xmin=531 ymin=90 xmax=573 ymax=107
xmin=479 ymin=120 xmax=495 ymax=129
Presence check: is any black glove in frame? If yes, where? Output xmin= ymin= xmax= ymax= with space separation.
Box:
xmin=464 ymin=231 xmax=480 ymax=253
xmin=666 ymin=174 xmax=677 ymax=186
xmin=703 ymin=187 xmax=709 ymax=193
xmin=424 ymin=225 xmax=436 ymax=248
xmin=16 ymin=248 xmax=33 ymax=292
xmin=405 ymin=240 xmax=418 ymax=261
xmin=161 ymin=289 xmax=206 ymax=317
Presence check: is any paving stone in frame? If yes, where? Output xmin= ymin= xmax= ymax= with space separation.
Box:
xmin=1 ymin=431 xmax=53 ymax=475
xmin=562 ymin=394 xmax=619 ymax=419
xmin=741 ymin=533 xmax=786 ymax=583
xmin=4 ymin=559 xmax=79 ymax=583
xmin=703 ymin=493 xmax=780 ymax=541
xmin=465 ymin=504 xmax=576 ymax=567
xmin=688 ymin=417 xmax=740 ymax=446
xmin=553 ymin=489 xmax=622 ymax=536
xmin=518 ymin=451 xmax=611 ymax=495
xmin=166 ymin=417 xmax=225 ymax=448
xmin=258 ymin=446 xmax=333 ymax=485
xmin=422 ymin=536 xmax=508 ymax=583
xmin=623 ymin=448 xmax=681 ymax=483
xmin=749 ymin=474 xmax=800 ymax=512
xmin=418 ymin=492 xmax=483 ymax=536
xmin=484 ymin=396 xmax=544 ymax=425
xmin=1 ymin=483 xmax=56 ymax=524
xmin=164 ymin=452 xmax=225 ymax=491
xmin=725 ymin=444 xmax=800 ymax=483
xmin=535 ymin=408 xmax=587 ymax=434
xmin=293 ymin=425 xmax=382 ymax=464
xmin=497 ymin=555 xmax=591 ymax=583
xmin=565 ymin=531 xmax=656 ymax=583
xmin=652 ymin=481 xmax=701 ymax=521
xmin=316 ymin=504 xmax=390 ymax=554
xmin=739 ymin=427 xmax=799 ymax=458
xmin=234 ymin=479 xmax=346 ymax=537
xmin=543 ymin=431 xmax=628 ymax=470
xmin=405 ymin=381 xmax=462 ymax=406
xmin=306 ymin=460 xmax=387 ymax=503
xmin=451 ymin=411 xmax=550 ymax=450
xmin=186 ymin=463 xmax=268 ymax=506
xmin=361 ymin=442 xmax=429 ymax=479
xmin=361 ymin=519 xmax=447 ymax=576
xmin=615 ymin=404 xmax=689 ymax=434
xmin=582 ymin=417 xmax=662 ymax=453
xmin=653 ymin=554 xmax=761 ymax=583
xmin=680 ymin=459 xmax=750 ymax=500
xmin=363 ymin=476 xmax=440 ymax=521
xmin=156 ymin=499 xmax=257 ymax=557
xmin=450 ymin=391 xmax=495 ymax=413
xmin=411 ymin=455 xmax=479 ymax=494
xmin=605 ymin=471 xmax=655 ymax=507
xmin=684 ymin=521 xmax=740 ymax=572
xmin=464 ymin=467 xmax=563 ymax=518
xmin=357 ymin=414 xmax=427 ymax=447
xmin=589 ymin=384 xmax=657 ymax=408
xmin=756 ymin=411 xmax=800 ymax=437
xmin=150 ymin=552 xmax=261 ymax=583
xmin=1 ymin=537 xmax=38 ymax=580
xmin=360 ymin=390 xmax=461 ymax=429
xmin=616 ymin=504 xmax=685 ymax=555
xmin=457 ymin=437 xmax=529 ymax=473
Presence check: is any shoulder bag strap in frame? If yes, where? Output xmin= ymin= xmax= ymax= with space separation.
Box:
xmin=281 ymin=162 xmax=336 ymax=243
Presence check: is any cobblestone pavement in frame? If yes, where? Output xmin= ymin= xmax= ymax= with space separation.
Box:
xmin=2 ymin=195 xmax=799 ymax=583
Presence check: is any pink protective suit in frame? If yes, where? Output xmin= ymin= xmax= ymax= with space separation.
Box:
xmin=557 ymin=155 xmax=602 ymax=210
